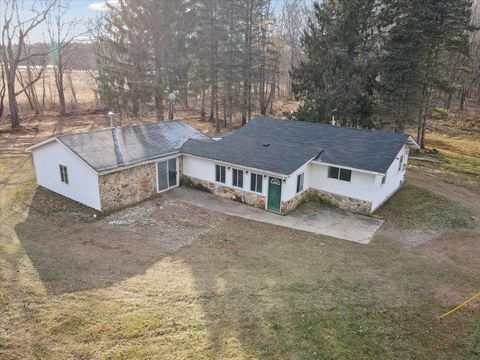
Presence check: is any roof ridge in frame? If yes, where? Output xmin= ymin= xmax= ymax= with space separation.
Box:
xmin=58 ymin=119 xmax=189 ymax=139
xmin=251 ymin=116 xmax=409 ymax=138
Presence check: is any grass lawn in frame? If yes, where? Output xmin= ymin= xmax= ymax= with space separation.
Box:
xmin=377 ymin=183 xmax=475 ymax=231
xmin=409 ymin=131 xmax=480 ymax=192
xmin=1 ymin=155 xmax=479 ymax=359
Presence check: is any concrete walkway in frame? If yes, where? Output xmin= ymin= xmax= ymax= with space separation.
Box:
xmin=166 ymin=187 xmax=382 ymax=244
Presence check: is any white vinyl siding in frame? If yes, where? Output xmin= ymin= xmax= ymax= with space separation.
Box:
xmin=31 ymin=140 xmax=101 ymax=210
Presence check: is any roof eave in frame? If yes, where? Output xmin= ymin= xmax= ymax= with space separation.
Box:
xmin=25 ymin=137 xmax=58 ymax=152
xmin=311 ymin=160 xmax=385 ymax=176
xmin=406 ymin=136 xmax=420 ymax=149
xmin=182 ymin=152 xmax=289 ymax=178
xmin=97 ymin=151 xmax=180 ymax=175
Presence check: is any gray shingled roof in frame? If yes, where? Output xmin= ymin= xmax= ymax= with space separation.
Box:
xmin=57 ymin=121 xmax=210 ymax=172
xmin=182 ymin=116 xmax=410 ymax=175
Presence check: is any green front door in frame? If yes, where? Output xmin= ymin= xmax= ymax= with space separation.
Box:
xmin=267 ymin=177 xmax=282 ymax=213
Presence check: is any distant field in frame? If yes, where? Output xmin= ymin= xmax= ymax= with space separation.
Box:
xmin=7 ymin=68 xmax=99 ymax=114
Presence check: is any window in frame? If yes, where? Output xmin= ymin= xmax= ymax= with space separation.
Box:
xmin=398 ymin=155 xmax=404 ymax=172
xmin=339 ymin=169 xmax=351 ymax=182
xmin=168 ymin=158 xmax=177 ymax=187
xmin=232 ymin=168 xmax=243 ymax=188
xmin=296 ymin=173 xmax=304 ymax=193
xmin=382 ymin=175 xmax=386 ymax=185
xmin=215 ymin=164 xmax=226 ymax=183
xmin=250 ymin=173 xmax=263 ymax=193
xmin=157 ymin=158 xmax=177 ymax=191
xmin=328 ymin=166 xmax=351 ymax=182
xmin=59 ymin=165 xmax=68 ymax=184
xmin=328 ymin=166 xmax=339 ymax=179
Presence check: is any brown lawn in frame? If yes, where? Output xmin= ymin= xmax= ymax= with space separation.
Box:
xmin=0 ymin=113 xmax=479 ymax=359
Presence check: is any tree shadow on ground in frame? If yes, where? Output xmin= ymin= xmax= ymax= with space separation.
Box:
xmin=13 ymin=187 xmax=203 ymax=295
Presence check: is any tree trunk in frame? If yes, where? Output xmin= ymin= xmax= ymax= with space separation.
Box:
xmin=57 ymin=68 xmax=66 ymax=114
xmin=214 ymin=82 xmax=219 ymax=132
xmin=155 ymin=94 xmax=164 ymax=120
xmin=26 ymin=64 xmax=42 ymax=115
xmin=459 ymin=90 xmax=467 ymax=110
xmin=242 ymin=81 xmax=248 ymax=125
xmin=154 ymin=56 xmax=164 ymax=121
xmin=132 ymin=95 xmax=140 ymax=117
xmin=54 ymin=56 xmax=66 ymax=115
xmin=68 ymin=72 xmax=78 ymax=107
xmin=0 ymin=64 xmax=5 ymax=118
xmin=209 ymin=85 xmax=215 ymax=122
xmin=223 ymin=88 xmax=227 ymax=128
xmin=200 ymin=89 xmax=206 ymax=121
xmin=7 ymin=76 xmax=20 ymax=129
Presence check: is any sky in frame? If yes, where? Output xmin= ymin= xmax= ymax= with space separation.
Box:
xmin=0 ymin=0 xmax=119 ymax=43
xmin=3 ymin=0 xmax=308 ymax=44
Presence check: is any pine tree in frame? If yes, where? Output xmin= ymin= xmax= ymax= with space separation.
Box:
xmin=290 ymin=0 xmax=381 ymax=128
xmin=380 ymin=0 xmax=473 ymax=142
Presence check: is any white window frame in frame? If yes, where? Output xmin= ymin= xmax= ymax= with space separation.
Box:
xmin=232 ymin=168 xmax=244 ymax=188
xmin=59 ymin=164 xmax=68 ymax=184
xmin=328 ymin=166 xmax=351 ymax=182
xmin=215 ymin=164 xmax=226 ymax=184
xmin=250 ymin=172 xmax=263 ymax=193
xmin=296 ymin=173 xmax=304 ymax=193
xmin=398 ymin=155 xmax=404 ymax=172
xmin=156 ymin=156 xmax=179 ymax=193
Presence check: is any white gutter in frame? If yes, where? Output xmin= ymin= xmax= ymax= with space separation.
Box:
xmin=98 ymin=151 xmax=180 ymax=175
xmin=182 ymin=153 xmax=289 ymax=179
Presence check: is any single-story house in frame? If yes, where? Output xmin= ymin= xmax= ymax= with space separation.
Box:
xmin=26 ymin=117 xmax=419 ymax=215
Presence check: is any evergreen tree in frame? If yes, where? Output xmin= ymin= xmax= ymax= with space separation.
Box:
xmin=380 ymin=0 xmax=473 ymax=141
xmin=290 ymin=0 xmax=381 ymax=128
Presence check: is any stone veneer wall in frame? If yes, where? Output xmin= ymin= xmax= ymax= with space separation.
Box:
xmin=181 ymin=175 xmax=266 ymax=209
xmin=281 ymin=189 xmax=314 ymax=215
xmin=99 ymin=162 xmax=157 ymax=212
xmin=282 ymin=188 xmax=372 ymax=215
xmin=314 ymin=189 xmax=372 ymax=214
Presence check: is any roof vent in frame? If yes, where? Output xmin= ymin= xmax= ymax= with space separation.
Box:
xmin=262 ymin=143 xmax=270 ymax=147
xmin=108 ymin=111 xmax=115 ymax=128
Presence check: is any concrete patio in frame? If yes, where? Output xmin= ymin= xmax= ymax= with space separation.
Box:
xmin=166 ymin=187 xmax=383 ymax=244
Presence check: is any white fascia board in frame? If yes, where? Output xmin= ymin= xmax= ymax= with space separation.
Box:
xmin=406 ymin=136 xmax=420 ymax=149
xmin=311 ymin=160 xmax=385 ymax=176
xmin=27 ymin=137 xmax=99 ymax=175
xmin=285 ymin=156 xmax=317 ymax=178
xmin=25 ymin=137 xmax=58 ymax=152
xmin=182 ymin=153 xmax=288 ymax=179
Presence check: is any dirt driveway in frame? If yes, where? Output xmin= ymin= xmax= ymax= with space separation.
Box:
xmin=166 ymin=187 xmax=382 ymax=244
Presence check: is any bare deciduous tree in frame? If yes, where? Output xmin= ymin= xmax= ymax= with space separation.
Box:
xmin=0 ymin=63 xmax=6 ymax=118
xmin=0 ymin=0 xmax=56 ymax=129
xmin=47 ymin=0 xmax=87 ymax=115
